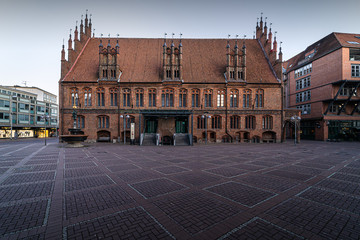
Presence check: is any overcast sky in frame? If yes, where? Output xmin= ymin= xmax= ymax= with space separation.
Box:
xmin=0 ymin=0 xmax=359 ymax=97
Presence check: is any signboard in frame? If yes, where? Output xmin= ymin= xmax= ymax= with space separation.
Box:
xmin=130 ymin=123 xmax=135 ymax=140
xmin=0 ymin=130 xmax=34 ymax=138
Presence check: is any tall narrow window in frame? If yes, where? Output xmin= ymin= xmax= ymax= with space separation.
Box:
xmin=84 ymin=88 xmax=92 ymax=107
xmin=135 ymin=89 xmax=144 ymax=107
xmin=166 ymin=69 xmax=171 ymax=79
xmin=204 ymin=89 xmax=212 ymax=108
xmin=96 ymin=88 xmax=105 ymax=106
xmin=245 ymin=115 xmax=256 ymax=129
xmin=262 ymin=115 xmax=273 ymax=129
xmin=110 ymin=88 xmax=118 ymax=106
xmin=230 ymin=89 xmax=238 ymax=108
xmin=255 ymin=89 xmax=264 ymax=108
xmin=217 ymin=89 xmax=225 ymax=107
xmin=148 ymin=89 xmax=156 ymax=107
xmin=230 ymin=115 xmax=240 ymax=129
xmin=98 ymin=115 xmax=109 ymax=128
xmin=123 ymin=88 xmax=131 ymax=107
xmin=71 ymin=88 xmax=79 ymax=107
xmin=126 ymin=116 xmax=135 ymax=128
xmin=197 ymin=116 xmax=206 ymax=129
xmin=191 ymin=89 xmax=200 ymax=108
xmin=161 ymin=89 xmax=174 ymax=107
xmin=174 ymin=70 xmax=180 ymax=78
xmin=77 ymin=116 xmax=85 ymax=128
xmin=243 ymin=89 xmax=252 ymax=108
xmin=179 ymin=89 xmax=187 ymax=107
xmin=211 ymin=115 xmax=221 ymax=129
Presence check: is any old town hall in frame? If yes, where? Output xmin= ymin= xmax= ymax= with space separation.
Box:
xmin=59 ymin=13 xmax=293 ymax=145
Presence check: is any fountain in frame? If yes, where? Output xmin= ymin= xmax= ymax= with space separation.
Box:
xmin=60 ymin=106 xmax=88 ymax=147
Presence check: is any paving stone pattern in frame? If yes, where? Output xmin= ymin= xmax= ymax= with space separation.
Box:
xmin=153 ymin=192 xmax=240 ymax=235
xmin=218 ymin=218 xmax=304 ymax=240
xmin=205 ymin=182 xmax=276 ymax=207
xmin=64 ymin=207 xmax=175 ymax=240
xmin=130 ymin=178 xmax=187 ymax=199
xmin=1 ymin=139 xmax=360 ymax=239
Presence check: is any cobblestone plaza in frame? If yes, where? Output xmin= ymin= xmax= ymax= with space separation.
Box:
xmin=0 ymin=139 xmax=359 ymax=239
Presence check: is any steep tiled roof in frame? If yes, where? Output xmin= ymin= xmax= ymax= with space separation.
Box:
xmin=63 ymin=38 xmax=278 ymax=84
xmin=285 ymin=32 xmax=360 ymax=73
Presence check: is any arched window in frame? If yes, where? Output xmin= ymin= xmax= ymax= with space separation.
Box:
xmin=230 ymin=89 xmax=238 ymax=108
xmin=84 ymin=88 xmax=92 ymax=107
xmin=123 ymin=88 xmax=131 ymax=107
xmin=110 ymin=88 xmax=118 ymax=106
xmin=135 ymin=88 xmax=144 ymax=107
xmin=243 ymin=89 xmax=252 ymax=108
xmin=217 ymin=89 xmax=225 ymax=107
xmin=212 ymin=115 xmax=221 ymax=129
xmin=191 ymin=89 xmax=200 ymax=108
xmin=230 ymin=115 xmax=240 ymax=129
xmin=179 ymin=89 xmax=187 ymax=107
xmin=255 ymin=89 xmax=264 ymax=108
xmin=197 ymin=116 xmax=206 ymax=129
xmin=204 ymin=89 xmax=213 ymax=108
xmin=97 ymin=115 xmax=109 ymax=128
xmin=148 ymin=89 xmax=156 ymax=107
xmin=161 ymin=88 xmax=174 ymax=107
xmin=96 ymin=88 xmax=105 ymax=106
xmin=245 ymin=115 xmax=256 ymax=129
xmin=71 ymin=88 xmax=79 ymax=107
xmin=77 ymin=115 xmax=85 ymax=128
xmin=262 ymin=115 xmax=273 ymax=129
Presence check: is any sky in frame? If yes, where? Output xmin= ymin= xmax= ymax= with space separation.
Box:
xmin=0 ymin=0 xmax=359 ymax=98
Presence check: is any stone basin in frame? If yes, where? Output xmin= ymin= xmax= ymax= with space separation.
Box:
xmin=60 ymin=128 xmax=88 ymax=147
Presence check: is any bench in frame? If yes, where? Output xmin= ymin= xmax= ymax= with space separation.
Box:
xmin=98 ymin=137 xmax=110 ymax=142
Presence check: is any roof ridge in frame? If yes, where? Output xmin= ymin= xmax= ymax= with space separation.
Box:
xmin=63 ymin=37 xmax=91 ymax=81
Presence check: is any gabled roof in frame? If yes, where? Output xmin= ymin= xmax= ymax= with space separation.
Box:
xmin=62 ymin=38 xmax=279 ymax=84
xmin=285 ymin=32 xmax=360 ymax=73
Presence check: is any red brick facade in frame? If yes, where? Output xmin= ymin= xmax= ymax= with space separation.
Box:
xmin=285 ymin=33 xmax=360 ymax=141
xmin=59 ymin=14 xmax=290 ymax=144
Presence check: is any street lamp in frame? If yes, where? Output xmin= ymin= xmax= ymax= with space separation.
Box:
xmin=10 ymin=112 xmax=16 ymax=140
xmin=290 ymin=115 xmax=301 ymax=146
xmin=120 ymin=114 xmax=130 ymax=144
xmin=201 ymin=114 xmax=211 ymax=144
xmin=40 ymin=114 xmax=50 ymax=146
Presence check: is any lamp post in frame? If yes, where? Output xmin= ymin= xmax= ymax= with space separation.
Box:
xmin=40 ymin=114 xmax=50 ymax=146
xmin=290 ymin=115 xmax=301 ymax=146
xmin=201 ymin=114 xmax=211 ymax=144
xmin=10 ymin=112 xmax=17 ymax=140
xmin=120 ymin=114 xmax=129 ymax=144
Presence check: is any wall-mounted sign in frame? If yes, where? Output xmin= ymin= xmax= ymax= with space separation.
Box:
xmin=130 ymin=123 xmax=135 ymax=140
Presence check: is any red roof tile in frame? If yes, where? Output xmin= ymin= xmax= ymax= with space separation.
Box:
xmin=63 ymin=38 xmax=278 ymax=84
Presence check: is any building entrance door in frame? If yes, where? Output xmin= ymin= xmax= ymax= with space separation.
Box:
xmin=175 ymin=117 xmax=188 ymax=133
xmin=145 ymin=118 xmax=157 ymax=133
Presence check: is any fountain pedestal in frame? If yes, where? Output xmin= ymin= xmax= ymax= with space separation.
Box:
xmin=60 ymin=128 xmax=88 ymax=148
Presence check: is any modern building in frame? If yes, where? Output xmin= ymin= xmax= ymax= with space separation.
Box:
xmin=0 ymin=85 xmax=58 ymax=139
xmin=59 ymin=13 xmax=297 ymax=145
xmin=284 ymin=32 xmax=360 ymax=141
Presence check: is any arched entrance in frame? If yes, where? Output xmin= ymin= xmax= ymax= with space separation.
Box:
xmin=262 ymin=131 xmax=276 ymax=143
xmin=252 ymin=135 xmax=261 ymax=143
xmin=236 ymin=131 xmax=250 ymax=143
xmin=97 ymin=130 xmax=111 ymax=142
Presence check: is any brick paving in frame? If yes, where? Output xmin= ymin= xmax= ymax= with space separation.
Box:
xmin=0 ymin=138 xmax=360 ymax=239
